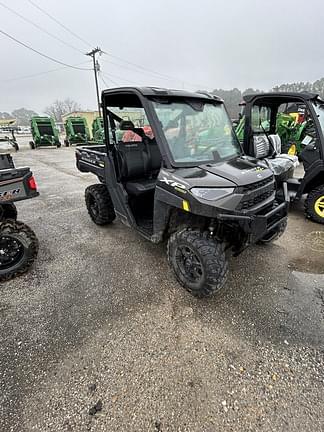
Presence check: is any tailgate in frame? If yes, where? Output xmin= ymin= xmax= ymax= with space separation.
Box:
xmin=0 ymin=167 xmax=39 ymax=203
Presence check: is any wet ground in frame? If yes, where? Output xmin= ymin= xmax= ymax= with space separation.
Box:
xmin=0 ymin=138 xmax=323 ymax=431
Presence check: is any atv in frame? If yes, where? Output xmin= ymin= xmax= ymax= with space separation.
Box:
xmin=0 ymin=153 xmax=39 ymax=281
xmin=239 ymin=92 xmax=324 ymax=224
xmin=76 ymin=87 xmax=288 ymax=298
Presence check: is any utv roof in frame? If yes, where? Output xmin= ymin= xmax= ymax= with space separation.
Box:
xmin=243 ymin=92 xmax=319 ymax=103
xmin=102 ymin=86 xmax=223 ymax=102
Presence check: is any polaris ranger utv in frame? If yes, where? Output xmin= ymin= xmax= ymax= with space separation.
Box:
xmin=76 ymin=87 xmax=288 ymax=298
xmin=0 ymin=153 xmax=39 ymax=281
xmin=239 ymin=92 xmax=324 ymax=224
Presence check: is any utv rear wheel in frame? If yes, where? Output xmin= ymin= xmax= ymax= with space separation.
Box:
xmin=258 ymin=219 xmax=287 ymax=244
xmin=85 ymin=184 xmax=116 ymax=225
xmin=64 ymin=139 xmax=70 ymax=147
xmin=56 ymin=141 xmax=61 ymax=148
xmin=0 ymin=220 xmax=39 ymax=282
xmin=167 ymin=229 xmax=228 ymax=298
xmin=305 ymin=185 xmax=324 ymax=224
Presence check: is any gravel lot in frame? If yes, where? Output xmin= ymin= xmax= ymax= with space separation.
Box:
xmin=1 ymin=138 xmax=324 ymax=432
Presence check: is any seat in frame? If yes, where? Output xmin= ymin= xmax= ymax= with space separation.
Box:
xmin=125 ymin=178 xmax=157 ymax=196
xmin=253 ymin=134 xmax=298 ymax=180
xmin=116 ymin=136 xmax=162 ymax=196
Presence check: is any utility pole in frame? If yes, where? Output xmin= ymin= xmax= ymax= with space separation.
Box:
xmin=86 ymin=47 xmax=102 ymax=117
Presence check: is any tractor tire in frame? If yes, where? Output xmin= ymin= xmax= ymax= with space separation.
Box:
xmin=0 ymin=203 xmax=18 ymax=221
xmin=305 ymin=185 xmax=324 ymax=224
xmin=258 ymin=219 xmax=287 ymax=244
xmin=0 ymin=220 xmax=39 ymax=282
xmin=167 ymin=229 xmax=228 ymax=298
xmin=85 ymin=184 xmax=116 ymax=225
xmin=29 ymin=141 xmax=35 ymax=150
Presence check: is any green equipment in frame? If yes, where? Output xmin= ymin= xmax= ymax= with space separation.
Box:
xmin=64 ymin=116 xmax=90 ymax=146
xmin=236 ymin=108 xmax=311 ymax=157
xmin=92 ymin=117 xmax=104 ymax=143
xmin=29 ymin=116 xmax=61 ymax=149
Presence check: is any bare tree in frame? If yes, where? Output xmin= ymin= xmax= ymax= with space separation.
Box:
xmin=44 ymin=99 xmax=82 ymax=122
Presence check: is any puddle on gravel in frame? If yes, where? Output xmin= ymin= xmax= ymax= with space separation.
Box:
xmin=305 ymin=231 xmax=324 ymax=253
xmin=280 ymin=271 xmax=324 ymax=346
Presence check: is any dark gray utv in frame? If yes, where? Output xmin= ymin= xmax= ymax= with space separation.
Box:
xmin=76 ymin=87 xmax=288 ymax=298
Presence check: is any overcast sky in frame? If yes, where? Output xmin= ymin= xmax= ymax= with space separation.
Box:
xmin=1 ymin=0 xmax=324 ymax=113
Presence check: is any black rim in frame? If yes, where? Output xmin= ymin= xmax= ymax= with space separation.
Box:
xmin=89 ymin=195 xmax=99 ymax=218
xmin=175 ymin=245 xmax=203 ymax=283
xmin=0 ymin=235 xmax=24 ymax=270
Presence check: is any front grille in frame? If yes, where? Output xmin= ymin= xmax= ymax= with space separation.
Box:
xmin=237 ymin=175 xmax=275 ymax=211
xmin=238 ymin=189 xmax=274 ymax=210
xmin=238 ymin=176 xmax=274 ymax=193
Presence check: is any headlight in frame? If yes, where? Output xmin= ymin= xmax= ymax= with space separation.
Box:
xmin=191 ymin=187 xmax=235 ymax=201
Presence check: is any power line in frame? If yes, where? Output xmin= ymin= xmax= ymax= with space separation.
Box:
xmin=0 ymin=29 xmax=92 ymax=70
xmin=102 ymin=52 xmax=213 ymax=90
xmin=26 ymin=0 xmax=91 ymax=49
xmin=24 ymin=1 xmax=213 ymax=90
xmin=101 ymin=71 xmax=137 ymax=85
xmin=99 ymin=72 xmax=119 ymax=87
xmin=0 ymin=1 xmax=84 ymax=54
xmin=1 ymin=61 xmax=91 ymax=83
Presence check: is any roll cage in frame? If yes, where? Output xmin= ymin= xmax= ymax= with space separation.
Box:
xmin=101 ymin=86 xmax=234 ymax=169
xmin=240 ymin=92 xmax=324 ymax=159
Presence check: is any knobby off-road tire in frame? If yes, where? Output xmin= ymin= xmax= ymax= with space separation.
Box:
xmin=0 ymin=220 xmax=39 ymax=282
xmin=305 ymin=185 xmax=324 ymax=225
xmin=85 ymin=184 xmax=116 ymax=225
xmin=167 ymin=229 xmax=228 ymax=298
xmin=258 ymin=219 xmax=287 ymax=244
xmin=29 ymin=141 xmax=35 ymax=150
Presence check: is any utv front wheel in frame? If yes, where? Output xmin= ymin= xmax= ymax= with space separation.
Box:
xmin=167 ymin=229 xmax=228 ymax=298
xmin=29 ymin=141 xmax=35 ymax=150
xmin=85 ymin=184 xmax=116 ymax=225
xmin=305 ymin=186 xmax=324 ymax=224
xmin=0 ymin=220 xmax=39 ymax=281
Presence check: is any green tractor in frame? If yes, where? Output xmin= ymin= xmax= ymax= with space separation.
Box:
xmin=92 ymin=117 xmax=104 ymax=143
xmin=29 ymin=116 xmax=61 ymax=149
xmin=64 ymin=116 xmax=90 ymax=146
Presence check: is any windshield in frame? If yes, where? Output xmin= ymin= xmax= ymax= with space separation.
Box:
xmin=153 ymin=99 xmax=241 ymax=164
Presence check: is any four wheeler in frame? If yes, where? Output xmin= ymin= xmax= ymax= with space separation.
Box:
xmin=0 ymin=119 xmax=19 ymax=151
xmin=92 ymin=117 xmax=104 ymax=144
xmin=64 ymin=116 xmax=90 ymax=146
xmin=0 ymin=153 xmax=39 ymax=281
xmin=239 ymin=92 xmax=324 ymax=224
xmin=76 ymin=86 xmax=288 ymax=298
xmin=30 ymin=116 xmax=61 ymax=149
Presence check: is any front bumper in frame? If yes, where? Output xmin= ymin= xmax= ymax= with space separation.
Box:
xmin=217 ymin=183 xmax=289 ymax=252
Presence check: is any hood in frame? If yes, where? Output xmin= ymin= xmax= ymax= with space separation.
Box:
xmin=199 ymin=156 xmax=272 ymax=186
